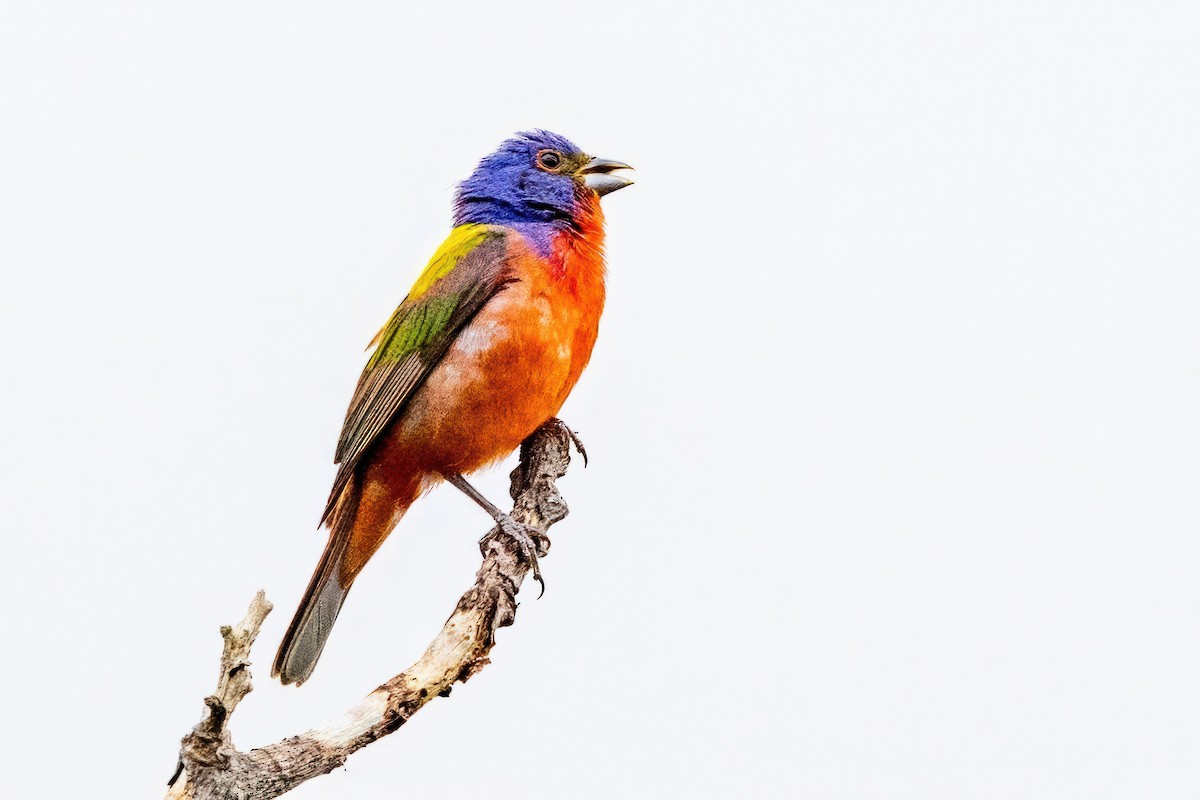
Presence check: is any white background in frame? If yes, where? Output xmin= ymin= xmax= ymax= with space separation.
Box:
xmin=2 ymin=2 xmax=1198 ymax=797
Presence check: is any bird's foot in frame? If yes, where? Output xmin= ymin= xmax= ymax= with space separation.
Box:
xmin=547 ymin=417 xmax=588 ymax=467
xmin=482 ymin=514 xmax=550 ymax=597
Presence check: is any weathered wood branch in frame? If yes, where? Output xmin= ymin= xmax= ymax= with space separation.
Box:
xmin=167 ymin=419 xmax=578 ymax=800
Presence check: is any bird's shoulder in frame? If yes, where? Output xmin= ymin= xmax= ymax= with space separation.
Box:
xmin=363 ymin=224 xmax=514 ymax=352
xmin=407 ymin=223 xmax=516 ymax=300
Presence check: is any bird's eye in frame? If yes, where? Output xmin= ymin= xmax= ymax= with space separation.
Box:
xmin=537 ymin=150 xmax=563 ymax=170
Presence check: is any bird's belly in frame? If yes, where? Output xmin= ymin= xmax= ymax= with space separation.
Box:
xmin=388 ymin=283 xmax=592 ymax=475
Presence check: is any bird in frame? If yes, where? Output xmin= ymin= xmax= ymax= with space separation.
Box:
xmin=272 ymin=130 xmax=633 ymax=685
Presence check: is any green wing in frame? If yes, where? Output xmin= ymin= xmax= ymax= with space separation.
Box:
xmin=321 ymin=224 xmax=514 ymax=522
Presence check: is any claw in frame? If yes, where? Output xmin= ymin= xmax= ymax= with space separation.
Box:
xmin=530 ymin=563 xmax=545 ymax=599
xmin=492 ymin=515 xmax=547 ymax=597
xmin=567 ymin=428 xmax=588 ymax=468
xmin=549 ymin=418 xmax=588 ymax=467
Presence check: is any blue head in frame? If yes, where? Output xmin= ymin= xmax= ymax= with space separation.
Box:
xmin=453 ymin=130 xmax=633 ymax=233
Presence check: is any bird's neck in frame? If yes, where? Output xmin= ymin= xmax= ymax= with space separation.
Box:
xmin=471 ymin=194 xmax=603 ymax=264
xmin=454 ymin=191 xmax=606 ymax=299
xmin=452 ymin=199 xmax=555 ymax=253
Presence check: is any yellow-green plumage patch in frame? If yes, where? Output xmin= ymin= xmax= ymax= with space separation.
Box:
xmin=369 ymin=224 xmax=502 ymax=365
xmin=380 ymin=295 xmax=457 ymax=357
xmin=410 ymin=224 xmax=499 ymax=300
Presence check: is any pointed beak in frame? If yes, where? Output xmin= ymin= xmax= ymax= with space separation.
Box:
xmin=581 ymin=157 xmax=635 ymax=197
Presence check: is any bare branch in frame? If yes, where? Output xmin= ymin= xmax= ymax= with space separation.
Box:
xmin=167 ymin=419 xmax=579 ymax=800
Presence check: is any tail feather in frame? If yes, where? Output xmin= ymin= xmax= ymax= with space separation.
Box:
xmin=273 ymin=476 xmax=361 ymax=686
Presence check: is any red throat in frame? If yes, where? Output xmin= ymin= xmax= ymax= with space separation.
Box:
xmin=549 ymin=193 xmax=608 ymax=298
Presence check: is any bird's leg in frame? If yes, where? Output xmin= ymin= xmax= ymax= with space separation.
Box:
xmin=444 ymin=472 xmax=546 ymax=596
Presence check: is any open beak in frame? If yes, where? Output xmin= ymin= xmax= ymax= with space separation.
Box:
xmin=581 ymin=157 xmax=635 ymax=197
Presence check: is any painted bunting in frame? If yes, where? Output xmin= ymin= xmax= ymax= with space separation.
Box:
xmin=273 ymin=131 xmax=633 ymax=685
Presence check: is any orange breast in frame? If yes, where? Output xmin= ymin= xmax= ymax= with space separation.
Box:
xmin=381 ymin=229 xmax=605 ymax=478
xmin=337 ymin=218 xmax=607 ymax=583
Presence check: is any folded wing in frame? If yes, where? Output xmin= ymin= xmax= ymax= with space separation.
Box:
xmin=321 ymin=224 xmax=516 ymax=523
